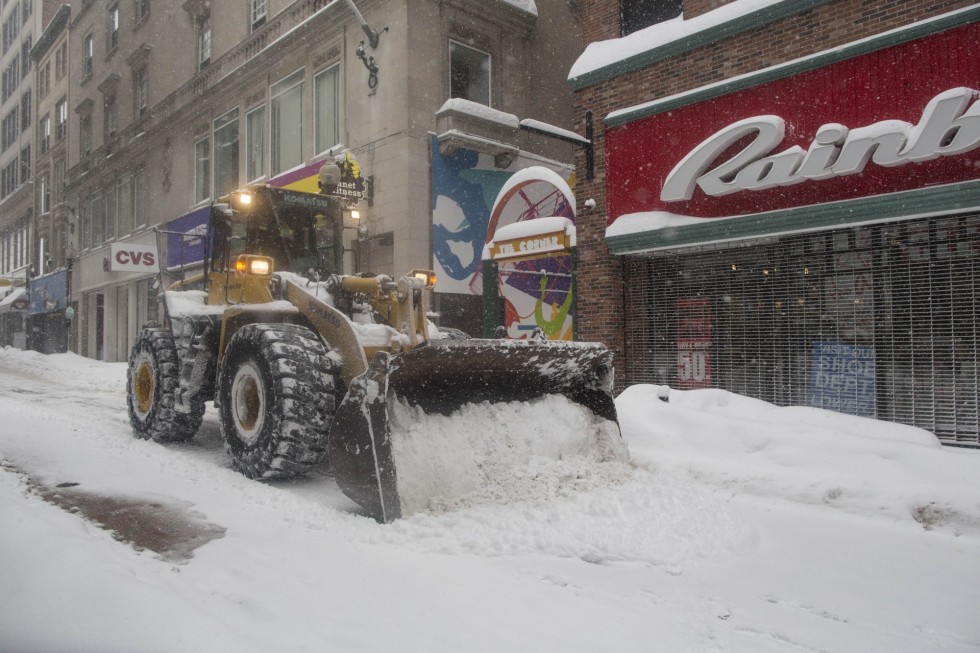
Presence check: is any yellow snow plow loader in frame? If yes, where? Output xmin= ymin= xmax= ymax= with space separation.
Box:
xmin=127 ymin=182 xmax=623 ymax=522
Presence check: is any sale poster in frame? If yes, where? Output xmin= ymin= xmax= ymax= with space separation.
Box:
xmin=676 ymin=297 xmax=712 ymax=389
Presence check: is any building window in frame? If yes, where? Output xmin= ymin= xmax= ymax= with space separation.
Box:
xmin=20 ymin=38 xmax=31 ymax=77
xmin=38 ymin=62 xmax=49 ymax=98
xmin=83 ymin=33 xmax=94 ymax=77
xmin=2 ymin=108 xmax=17 ymax=150
xmin=38 ymin=171 xmax=50 ymax=214
xmin=38 ymin=114 xmax=50 ymax=154
xmin=117 ymin=174 xmax=133 ymax=236
xmin=104 ymin=95 xmax=117 ymax=138
xmin=79 ymin=114 xmax=92 ymax=157
xmin=214 ymin=109 xmax=239 ymax=197
xmin=2 ymin=54 xmax=19 ymax=101
xmin=78 ymin=202 xmax=90 ymax=250
xmin=21 ymin=0 xmax=31 ymax=23
xmin=134 ymin=169 xmax=147 ymax=227
xmin=620 ymin=0 xmax=682 ymax=36
xmin=19 ymin=146 xmax=29 ymax=184
xmin=55 ymin=42 xmax=67 ymax=79
xmin=53 ymin=158 xmax=66 ymax=204
xmin=250 ymin=0 xmax=266 ymax=31
xmin=136 ymin=0 xmax=150 ymax=23
xmin=56 ymin=98 xmax=68 ymax=142
xmin=106 ymin=183 xmax=118 ymax=240
xmin=195 ymin=136 xmax=210 ymax=203
xmin=134 ymin=68 xmax=148 ymax=117
xmin=2 ymin=9 xmax=19 ymax=53
xmin=91 ymin=191 xmax=105 ymax=246
xmin=449 ymin=41 xmax=490 ymax=106
xmin=314 ymin=64 xmax=339 ymax=156
xmin=246 ymin=105 xmax=265 ymax=182
xmin=107 ymin=5 xmax=120 ymax=53
xmin=198 ymin=22 xmax=211 ymax=70
xmin=20 ymin=90 xmax=30 ymax=131
xmin=1 ymin=160 xmax=19 ymax=198
xmin=270 ymin=69 xmax=304 ymax=176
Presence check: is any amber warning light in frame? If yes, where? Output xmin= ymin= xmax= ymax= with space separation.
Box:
xmin=235 ymin=255 xmax=273 ymax=276
xmin=411 ymin=269 xmax=436 ymax=287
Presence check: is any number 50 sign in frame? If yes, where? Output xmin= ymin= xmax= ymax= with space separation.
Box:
xmin=676 ymin=298 xmax=712 ymax=389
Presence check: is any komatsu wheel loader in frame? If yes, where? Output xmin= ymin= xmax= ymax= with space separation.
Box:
xmin=126 ymin=180 xmax=624 ymax=522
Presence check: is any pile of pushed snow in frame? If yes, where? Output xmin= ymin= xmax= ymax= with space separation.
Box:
xmin=618 ymin=384 xmax=980 ymax=537
xmin=370 ymin=394 xmax=750 ymax=568
xmin=389 ymin=394 xmax=629 ymax=516
xmin=0 ymin=347 xmax=126 ymax=394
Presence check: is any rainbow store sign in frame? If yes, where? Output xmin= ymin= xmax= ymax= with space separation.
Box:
xmin=602 ymin=20 xmax=980 ymax=251
xmin=662 ymin=87 xmax=980 ymax=202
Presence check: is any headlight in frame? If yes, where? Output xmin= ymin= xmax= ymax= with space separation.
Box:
xmin=234 ymin=255 xmax=273 ymax=276
xmin=411 ymin=269 xmax=436 ymax=287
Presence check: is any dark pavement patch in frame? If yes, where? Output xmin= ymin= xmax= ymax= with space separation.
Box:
xmin=3 ymin=460 xmax=225 ymax=563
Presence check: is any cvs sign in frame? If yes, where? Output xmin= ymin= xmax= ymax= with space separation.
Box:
xmin=108 ymin=242 xmax=158 ymax=272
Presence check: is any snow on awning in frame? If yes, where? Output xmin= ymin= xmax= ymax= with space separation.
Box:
xmin=0 ymin=288 xmax=29 ymax=314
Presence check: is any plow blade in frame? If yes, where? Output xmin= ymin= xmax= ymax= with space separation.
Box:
xmin=327 ymin=339 xmax=623 ymax=522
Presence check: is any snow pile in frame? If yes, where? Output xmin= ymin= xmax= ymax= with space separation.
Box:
xmin=389 ymin=394 xmax=628 ymax=516
xmin=0 ymin=347 xmax=125 ymax=394
xmin=619 ymin=384 xmax=980 ymax=536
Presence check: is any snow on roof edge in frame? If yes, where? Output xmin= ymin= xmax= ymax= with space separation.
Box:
xmin=569 ymin=0 xmax=791 ymax=84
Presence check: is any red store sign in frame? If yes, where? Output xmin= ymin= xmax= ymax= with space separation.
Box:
xmin=605 ymin=22 xmax=980 ymax=228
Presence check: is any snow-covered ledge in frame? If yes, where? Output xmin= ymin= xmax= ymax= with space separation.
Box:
xmin=435 ymin=98 xmax=520 ymax=168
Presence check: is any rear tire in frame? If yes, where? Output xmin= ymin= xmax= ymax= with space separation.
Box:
xmin=127 ymin=328 xmax=204 ymax=443
xmin=217 ymin=323 xmax=339 ymax=479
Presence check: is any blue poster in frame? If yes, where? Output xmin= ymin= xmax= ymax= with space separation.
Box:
xmin=29 ymin=270 xmax=68 ymax=315
xmin=807 ymin=342 xmax=877 ymax=417
xmin=166 ymin=206 xmax=212 ymax=269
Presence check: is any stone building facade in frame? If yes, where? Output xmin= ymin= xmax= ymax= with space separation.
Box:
xmin=59 ymin=0 xmax=581 ymax=362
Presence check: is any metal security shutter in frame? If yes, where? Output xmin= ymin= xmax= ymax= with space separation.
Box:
xmin=623 ymin=214 xmax=980 ymax=447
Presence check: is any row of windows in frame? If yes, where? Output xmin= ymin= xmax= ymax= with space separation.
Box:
xmin=193 ymin=64 xmax=339 ymax=203
xmin=77 ymin=170 xmax=148 ymax=251
xmin=0 ymin=222 xmax=30 ymax=275
xmin=36 ymin=158 xmax=65 ymax=215
xmin=193 ymin=1 xmax=266 ymax=71
xmin=0 ymin=144 xmax=28 ymax=199
xmin=1 ymin=0 xmax=30 ymax=54
xmin=1 ymin=38 xmax=30 ymax=102
xmin=37 ymin=40 xmax=68 ymax=99
xmin=37 ymin=97 xmax=67 ymax=154
xmin=185 ymin=37 xmax=490 ymax=204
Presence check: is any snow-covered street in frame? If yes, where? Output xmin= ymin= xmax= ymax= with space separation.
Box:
xmin=1 ymin=347 xmax=978 ymax=652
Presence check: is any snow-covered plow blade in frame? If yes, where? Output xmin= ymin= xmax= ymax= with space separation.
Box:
xmin=327 ymin=339 xmax=624 ymax=522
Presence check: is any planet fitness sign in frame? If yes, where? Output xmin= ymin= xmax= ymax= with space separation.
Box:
xmin=605 ymin=22 xmax=980 ymax=227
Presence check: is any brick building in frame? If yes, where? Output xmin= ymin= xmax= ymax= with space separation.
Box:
xmin=571 ymin=0 xmax=979 ymax=445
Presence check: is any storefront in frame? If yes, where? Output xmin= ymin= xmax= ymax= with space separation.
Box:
xmin=596 ymin=12 xmax=980 ymax=445
xmin=72 ymin=234 xmax=160 ymax=362
xmin=27 ymin=269 xmax=71 ymax=354
xmin=0 ymin=287 xmax=28 ymax=349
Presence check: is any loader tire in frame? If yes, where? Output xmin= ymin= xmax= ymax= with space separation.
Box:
xmin=127 ymin=328 xmax=204 ymax=443
xmin=218 ymin=323 xmax=339 ymax=480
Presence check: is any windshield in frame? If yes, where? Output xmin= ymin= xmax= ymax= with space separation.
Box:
xmin=217 ymin=189 xmax=342 ymax=277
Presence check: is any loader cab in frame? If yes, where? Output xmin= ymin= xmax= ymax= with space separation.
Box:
xmin=216 ymin=185 xmax=343 ymax=277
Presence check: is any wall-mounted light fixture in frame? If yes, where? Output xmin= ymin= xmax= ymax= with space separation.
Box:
xmin=344 ymin=0 xmax=387 ymax=92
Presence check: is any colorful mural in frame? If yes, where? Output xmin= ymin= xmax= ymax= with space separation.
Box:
xmin=430 ymin=136 xmax=576 ymax=340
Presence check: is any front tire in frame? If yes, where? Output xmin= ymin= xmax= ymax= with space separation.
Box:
xmin=217 ymin=323 xmax=339 ymax=479
xmin=127 ymin=328 xmax=204 ymax=443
